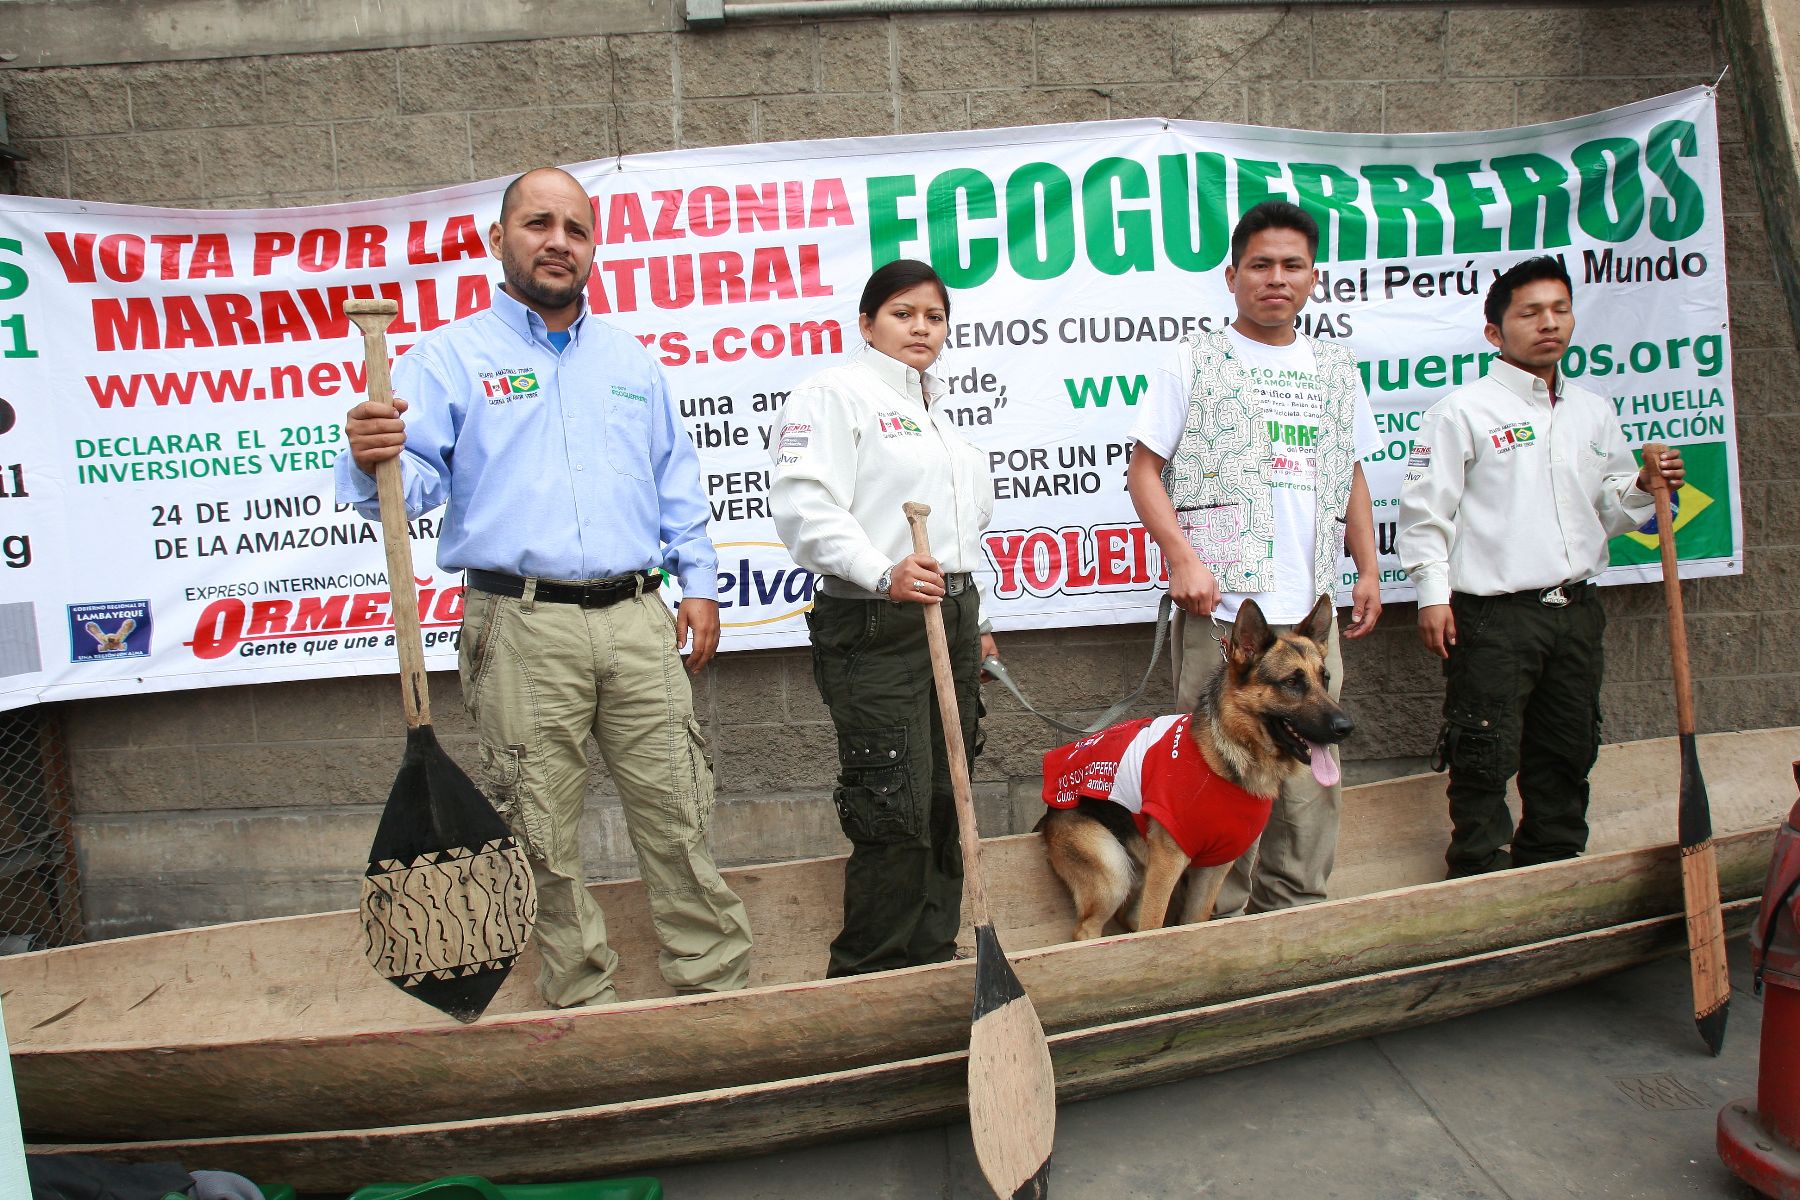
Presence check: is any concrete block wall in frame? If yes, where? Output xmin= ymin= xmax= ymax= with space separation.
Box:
xmin=3 ymin=3 xmax=1795 ymax=935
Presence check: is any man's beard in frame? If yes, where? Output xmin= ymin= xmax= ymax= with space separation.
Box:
xmin=503 ymin=252 xmax=587 ymax=310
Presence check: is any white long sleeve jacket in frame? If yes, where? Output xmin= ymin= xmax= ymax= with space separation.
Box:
xmin=1398 ymin=358 xmax=1654 ymax=608
xmin=769 ymin=346 xmax=994 ymax=594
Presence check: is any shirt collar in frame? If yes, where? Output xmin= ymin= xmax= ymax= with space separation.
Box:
xmin=492 ymin=285 xmax=589 ymax=351
xmin=1489 ymin=357 xmax=1558 ymax=406
xmin=855 ymin=343 xmax=942 ymax=407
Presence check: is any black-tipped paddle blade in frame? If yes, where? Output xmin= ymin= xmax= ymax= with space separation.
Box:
xmin=1696 ymin=1004 xmax=1729 ymax=1057
xmin=968 ymin=924 xmax=1055 ymax=1199
xmin=361 ymin=726 xmax=537 ymax=1023
xmin=1677 ymin=734 xmax=1730 ymax=1055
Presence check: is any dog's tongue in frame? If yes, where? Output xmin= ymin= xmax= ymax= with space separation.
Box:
xmin=1308 ymin=741 xmax=1340 ymax=788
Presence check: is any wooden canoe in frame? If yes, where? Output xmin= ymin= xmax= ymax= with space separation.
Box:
xmin=29 ymin=900 xmax=1763 ymax=1191
xmin=6 ymin=730 xmax=1794 ymax=1162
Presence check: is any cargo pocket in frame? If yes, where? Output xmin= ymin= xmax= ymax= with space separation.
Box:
xmin=1439 ymin=705 xmax=1502 ymax=782
xmin=685 ymin=716 xmax=715 ymax=834
xmin=481 ymin=743 xmax=545 ymax=858
xmin=1570 ymin=699 xmax=1603 ymax=774
xmin=833 ymin=726 xmax=919 ymax=845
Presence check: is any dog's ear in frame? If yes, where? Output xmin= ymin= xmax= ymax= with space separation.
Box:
xmin=1292 ymin=593 xmax=1335 ymax=648
xmin=1227 ymin=598 xmax=1276 ymax=671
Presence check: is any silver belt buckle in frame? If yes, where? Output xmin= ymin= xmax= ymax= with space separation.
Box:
xmin=1539 ymin=585 xmax=1569 ymax=608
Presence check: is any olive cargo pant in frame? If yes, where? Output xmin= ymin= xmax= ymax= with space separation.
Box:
xmin=807 ymin=588 xmax=982 ymax=977
xmin=1172 ymin=609 xmax=1345 ymax=916
xmin=1438 ymin=588 xmax=1606 ymax=877
xmin=459 ymin=586 xmax=753 ymax=1007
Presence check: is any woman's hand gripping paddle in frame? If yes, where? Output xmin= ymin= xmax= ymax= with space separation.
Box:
xmin=903 ymin=501 xmax=1055 ymax=1199
xmin=1643 ymin=442 xmax=1729 ymax=1054
xmin=345 ymin=299 xmax=537 ymax=1024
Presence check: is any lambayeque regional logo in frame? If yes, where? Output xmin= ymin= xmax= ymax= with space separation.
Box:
xmin=69 ymin=600 xmax=152 ymax=662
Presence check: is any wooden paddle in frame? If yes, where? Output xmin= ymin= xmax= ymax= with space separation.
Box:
xmin=1642 ymin=441 xmax=1729 ymax=1055
xmin=345 ymin=298 xmax=537 ymax=1024
xmin=903 ymin=500 xmax=1055 ymax=1199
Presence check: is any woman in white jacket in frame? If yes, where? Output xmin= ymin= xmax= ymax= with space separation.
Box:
xmin=770 ymin=259 xmax=998 ymax=977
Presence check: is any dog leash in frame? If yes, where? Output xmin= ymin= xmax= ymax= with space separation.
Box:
xmin=982 ymin=594 xmax=1175 ymax=738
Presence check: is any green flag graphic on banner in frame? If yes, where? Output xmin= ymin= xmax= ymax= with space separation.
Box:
xmin=1609 ymin=441 xmax=1734 ymax=566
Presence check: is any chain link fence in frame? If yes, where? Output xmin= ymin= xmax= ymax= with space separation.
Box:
xmin=0 ymin=706 xmax=83 ymax=952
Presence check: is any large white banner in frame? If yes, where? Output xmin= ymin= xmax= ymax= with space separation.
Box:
xmin=0 ymin=87 xmax=1739 ymax=711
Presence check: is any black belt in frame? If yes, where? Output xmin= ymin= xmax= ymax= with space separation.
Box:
xmin=1458 ymin=580 xmax=1593 ymax=609
xmin=466 ymin=568 xmax=660 ymax=609
xmin=819 ymin=572 xmax=974 ymax=601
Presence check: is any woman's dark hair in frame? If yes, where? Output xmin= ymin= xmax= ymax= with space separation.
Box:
xmin=858 ymin=258 xmax=950 ymax=323
xmin=1484 ymin=256 xmax=1573 ymax=326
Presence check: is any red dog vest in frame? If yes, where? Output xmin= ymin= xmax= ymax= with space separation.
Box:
xmin=1042 ymin=715 xmax=1273 ymax=867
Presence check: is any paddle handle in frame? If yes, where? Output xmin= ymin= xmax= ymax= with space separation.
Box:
xmin=345 ymin=299 xmax=430 ymax=729
xmin=904 ymin=501 xmax=991 ymax=928
xmin=1642 ymin=443 xmax=1692 ymax=735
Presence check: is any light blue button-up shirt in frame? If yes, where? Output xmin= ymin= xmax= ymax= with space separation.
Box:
xmin=334 ymin=288 xmax=718 ymax=599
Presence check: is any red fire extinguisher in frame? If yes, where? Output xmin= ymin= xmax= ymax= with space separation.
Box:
xmin=1718 ymin=761 xmax=1800 ymax=1199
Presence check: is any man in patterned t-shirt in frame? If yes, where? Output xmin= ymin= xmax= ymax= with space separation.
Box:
xmin=1125 ymin=200 xmax=1382 ymax=917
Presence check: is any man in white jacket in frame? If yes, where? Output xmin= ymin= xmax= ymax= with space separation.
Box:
xmin=1399 ymin=256 xmax=1683 ymax=877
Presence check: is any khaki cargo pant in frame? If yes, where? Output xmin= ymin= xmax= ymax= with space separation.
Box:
xmin=1172 ymin=608 xmax=1344 ymax=917
xmin=459 ymin=585 xmax=752 ymax=1008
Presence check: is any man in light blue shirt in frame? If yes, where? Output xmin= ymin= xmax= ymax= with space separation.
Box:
xmin=337 ymin=167 xmax=752 ymax=1007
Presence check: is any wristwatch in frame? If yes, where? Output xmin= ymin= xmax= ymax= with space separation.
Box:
xmin=876 ymin=566 xmax=895 ymax=596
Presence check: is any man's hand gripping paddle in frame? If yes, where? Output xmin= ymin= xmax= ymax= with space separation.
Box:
xmin=345 ymin=298 xmax=537 ymax=1024
xmin=904 ymin=501 xmax=1055 ymax=1198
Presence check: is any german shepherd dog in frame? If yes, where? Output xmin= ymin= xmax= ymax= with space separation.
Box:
xmin=1038 ymin=594 xmax=1353 ymax=941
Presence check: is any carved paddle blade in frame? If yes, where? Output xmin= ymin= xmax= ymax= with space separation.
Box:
xmin=358 ymin=717 xmax=537 ymax=1023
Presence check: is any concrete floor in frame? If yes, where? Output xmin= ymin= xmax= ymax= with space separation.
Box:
xmin=648 ymin=944 xmax=1769 ymax=1199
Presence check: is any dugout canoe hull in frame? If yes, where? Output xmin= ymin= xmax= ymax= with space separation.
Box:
xmin=31 ymin=900 xmax=1760 ymax=1191
xmin=3 ymin=728 xmax=1794 ymax=1150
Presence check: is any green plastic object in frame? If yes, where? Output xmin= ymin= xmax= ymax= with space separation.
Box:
xmin=159 ymin=1188 xmax=295 ymax=1200
xmin=346 ymin=1176 xmax=662 ymax=1200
